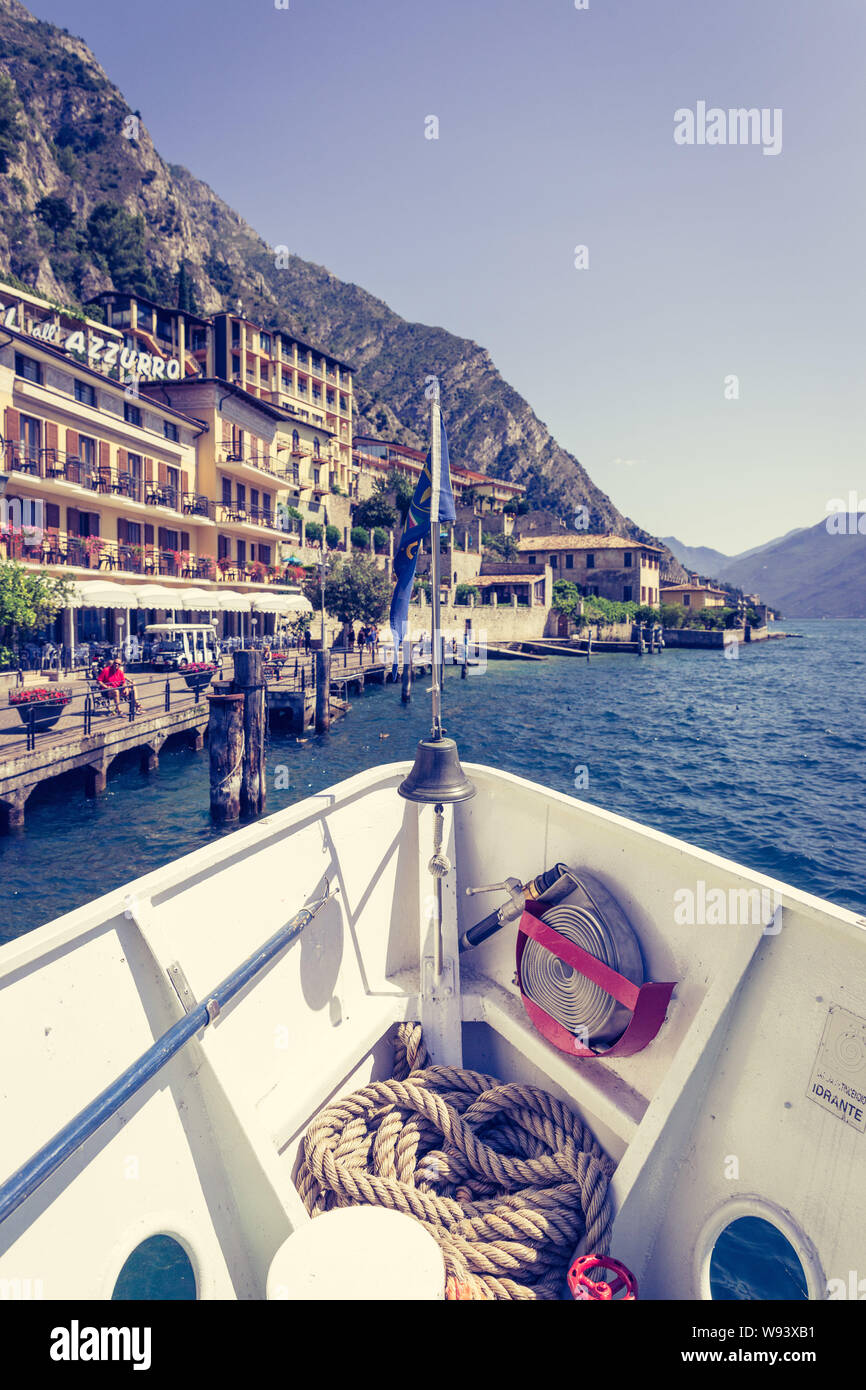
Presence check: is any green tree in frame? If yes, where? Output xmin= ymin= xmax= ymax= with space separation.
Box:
xmin=175 ymin=261 xmax=197 ymax=313
xmin=87 ymin=203 xmax=154 ymax=297
xmin=355 ymin=494 xmax=397 ymax=531
xmin=325 ymin=524 xmax=341 ymax=549
xmin=0 ymin=563 xmax=72 ymax=668
xmin=304 ymin=554 xmax=391 ymax=627
xmin=351 ymin=525 xmax=370 ymax=549
xmin=304 ymin=521 xmax=323 ymax=545
xmin=455 ymin=583 xmax=479 ymax=604
xmin=34 ymin=195 xmax=75 ymax=240
xmin=374 ymin=468 xmax=414 ymax=521
xmin=551 ymin=579 xmax=581 ymax=617
xmin=483 ymin=531 xmax=518 ymax=560
xmin=0 ymin=74 xmax=24 ymax=174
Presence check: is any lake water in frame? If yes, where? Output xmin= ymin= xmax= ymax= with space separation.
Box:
xmin=2 ymin=619 xmax=862 ymax=1301
xmin=2 ymin=619 xmax=863 ymax=940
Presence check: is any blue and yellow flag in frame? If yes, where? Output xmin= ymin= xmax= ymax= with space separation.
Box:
xmin=389 ymin=409 xmax=456 ymax=671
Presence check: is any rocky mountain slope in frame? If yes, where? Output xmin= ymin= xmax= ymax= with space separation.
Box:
xmin=720 ymin=516 xmax=866 ymax=618
xmin=0 ymin=0 xmax=676 ymax=562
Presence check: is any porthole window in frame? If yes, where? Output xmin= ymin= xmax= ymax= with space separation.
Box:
xmin=112 ymin=1234 xmax=197 ymax=1300
xmin=710 ymin=1216 xmax=808 ymax=1300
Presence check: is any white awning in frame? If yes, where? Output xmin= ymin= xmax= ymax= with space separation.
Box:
xmin=174 ymin=588 xmax=220 ymax=609
xmin=68 ymin=580 xmax=141 ymax=609
xmin=130 ymin=584 xmax=189 ymax=609
xmin=211 ymin=589 xmax=252 ymax=613
xmin=250 ymin=592 xmax=313 ymax=614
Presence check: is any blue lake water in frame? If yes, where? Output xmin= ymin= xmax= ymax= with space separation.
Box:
xmin=1 ymin=619 xmax=862 ymax=1301
xmin=2 ymin=619 xmax=863 ymax=941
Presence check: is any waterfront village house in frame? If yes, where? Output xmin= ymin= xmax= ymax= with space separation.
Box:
xmin=660 ymin=582 xmax=728 ymax=611
xmin=0 ymin=281 xmax=308 ymax=649
xmin=351 ymin=435 xmax=525 ymax=512
xmin=517 ymin=535 xmax=663 ymax=605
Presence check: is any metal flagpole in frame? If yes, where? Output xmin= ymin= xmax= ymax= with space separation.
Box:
xmin=429 ymin=390 xmax=443 ymax=739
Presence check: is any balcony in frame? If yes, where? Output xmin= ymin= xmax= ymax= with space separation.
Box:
xmin=3 ymin=528 xmax=293 ymax=587
xmin=218 ymin=449 xmax=281 ymax=480
xmin=216 ymin=503 xmax=280 ymax=532
xmin=1 ymin=445 xmax=185 ymax=514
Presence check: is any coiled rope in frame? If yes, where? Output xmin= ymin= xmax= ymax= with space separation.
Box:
xmin=295 ymin=1022 xmax=614 ymax=1300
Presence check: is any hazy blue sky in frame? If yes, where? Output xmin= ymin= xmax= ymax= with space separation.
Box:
xmin=28 ymin=0 xmax=866 ymax=553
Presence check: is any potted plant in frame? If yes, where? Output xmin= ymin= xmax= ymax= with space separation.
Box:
xmin=180 ymin=661 xmax=218 ymax=693
xmin=9 ymin=686 xmax=72 ymax=732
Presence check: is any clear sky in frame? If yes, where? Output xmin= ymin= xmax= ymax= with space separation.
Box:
xmin=27 ymin=0 xmax=866 ymax=554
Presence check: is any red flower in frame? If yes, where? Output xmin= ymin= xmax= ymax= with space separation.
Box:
xmin=10 ymin=688 xmax=72 ymax=706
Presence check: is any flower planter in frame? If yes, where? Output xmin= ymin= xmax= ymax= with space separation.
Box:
xmin=11 ymin=701 xmax=67 ymax=731
xmin=181 ymin=668 xmax=216 ymax=693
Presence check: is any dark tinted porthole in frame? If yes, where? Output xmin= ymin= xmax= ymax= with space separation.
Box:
xmin=710 ymin=1215 xmax=808 ymax=1300
xmin=112 ymin=1234 xmax=196 ymax=1300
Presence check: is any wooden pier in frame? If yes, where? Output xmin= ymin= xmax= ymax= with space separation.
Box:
xmin=0 ymin=698 xmax=208 ymax=831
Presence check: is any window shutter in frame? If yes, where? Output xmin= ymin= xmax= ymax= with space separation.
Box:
xmin=99 ymin=441 xmax=110 ymax=470
xmin=66 ymin=428 xmax=79 ymax=457
xmin=144 ymin=523 xmax=154 ymax=546
xmin=181 ymin=469 xmax=190 ymax=497
xmin=89 ymin=512 xmax=100 ymax=537
xmin=45 ymin=503 xmax=60 ymax=530
xmin=118 ymin=518 xmax=128 ymax=543
xmin=45 ymin=421 xmax=58 ymax=455
xmin=4 ymin=408 xmax=20 ymax=441
xmin=67 ymin=506 xmax=80 ymax=535
xmin=180 ymin=530 xmax=190 ymax=551
xmin=250 ymin=544 xmax=256 ymax=562
xmin=144 ymin=458 xmax=154 ymax=482
xmin=158 ymin=461 xmax=168 ymax=485
xmin=158 ymin=527 xmax=167 ymax=549
xmin=118 ymin=448 xmax=128 ymax=471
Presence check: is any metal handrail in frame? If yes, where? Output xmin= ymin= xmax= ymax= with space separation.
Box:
xmin=0 ymin=887 xmax=337 ymax=1226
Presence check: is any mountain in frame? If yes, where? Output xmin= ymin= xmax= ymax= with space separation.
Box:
xmin=721 ymin=515 xmax=866 ymax=617
xmin=661 ymin=537 xmax=732 ymax=579
xmin=0 ymin=0 xmax=678 ymax=565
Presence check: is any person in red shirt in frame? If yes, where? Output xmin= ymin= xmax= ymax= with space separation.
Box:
xmin=97 ymin=659 xmax=140 ymax=715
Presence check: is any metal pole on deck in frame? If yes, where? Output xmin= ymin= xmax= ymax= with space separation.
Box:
xmin=430 ymin=395 xmax=443 ymax=740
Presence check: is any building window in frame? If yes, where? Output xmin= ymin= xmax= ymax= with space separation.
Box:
xmin=565 ymin=554 xmax=573 ymax=569
xmin=313 ymin=436 xmax=320 ymax=457
xmin=527 ymin=554 xmax=536 ymax=565
xmin=124 ymin=401 xmax=142 ymax=427
xmin=623 ymin=585 xmax=633 ymax=602
xmin=292 ymin=430 xmax=300 ymax=449
xmin=297 ymin=377 xmax=307 ymax=395
xmin=549 ymin=554 xmax=557 ymax=568
xmin=624 ymin=552 xmax=632 ymax=567
xmin=14 ymin=353 xmax=42 ymax=384
xmin=683 ymin=594 xmax=691 ymax=607
xmin=222 ymin=478 xmax=232 ymax=505
xmin=79 ymin=436 xmax=96 ymax=467
xmin=586 ymin=553 xmax=595 ymax=569
xmin=163 ymin=421 xmax=179 ymax=442
xmin=156 ymin=316 xmax=172 ymax=341
xmin=191 ymin=329 xmax=207 ymax=352
xmin=260 ymin=332 xmax=271 ymax=353
xmin=75 ymin=380 xmax=96 ymax=407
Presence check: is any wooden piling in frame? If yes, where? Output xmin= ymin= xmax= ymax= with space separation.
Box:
xmin=208 ymin=693 xmax=245 ymax=823
xmin=315 ymin=648 xmax=331 ymax=733
xmin=233 ymin=650 xmax=266 ymax=818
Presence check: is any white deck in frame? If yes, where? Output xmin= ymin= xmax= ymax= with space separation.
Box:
xmin=0 ymin=761 xmax=863 ymax=1299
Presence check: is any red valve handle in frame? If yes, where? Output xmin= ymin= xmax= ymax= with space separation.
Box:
xmin=568 ymin=1255 xmax=638 ymax=1300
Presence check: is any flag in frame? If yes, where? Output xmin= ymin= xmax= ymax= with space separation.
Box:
xmin=389 ymin=408 xmax=455 ymax=673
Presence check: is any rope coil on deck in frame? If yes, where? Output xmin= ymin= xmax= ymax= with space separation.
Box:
xmin=295 ymin=1023 xmax=614 ymax=1300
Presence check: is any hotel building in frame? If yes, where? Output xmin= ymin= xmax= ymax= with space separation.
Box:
xmin=660 ymin=581 xmax=729 ymax=611
xmin=0 ymin=282 xmax=310 ymax=647
xmin=517 ymin=534 xmax=663 ymax=606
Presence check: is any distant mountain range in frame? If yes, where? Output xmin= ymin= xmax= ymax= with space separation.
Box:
xmin=0 ymin=0 xmax=676 ymax=567
xmin=664 ymin=517 xmax=866 ymax=618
